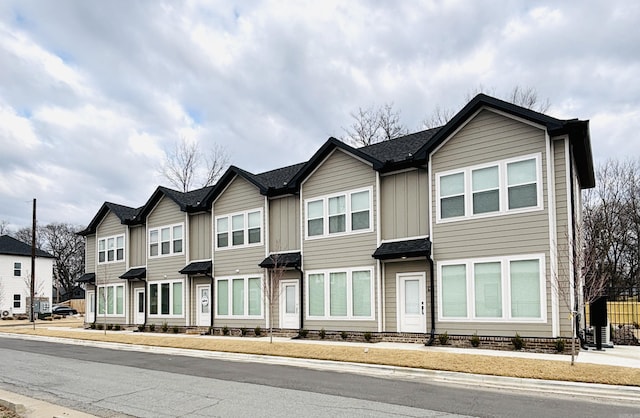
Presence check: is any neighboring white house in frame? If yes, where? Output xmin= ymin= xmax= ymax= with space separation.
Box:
xmin=0 ymin=235 xmax=54 ymax=317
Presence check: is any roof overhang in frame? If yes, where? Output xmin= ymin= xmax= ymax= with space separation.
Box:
xmin=179 ymin=261 xmax=212 ymax=275
xmin=372 ymin=238 xmax=431 ymax=260
xmin=119 ymin=268 xmax=147 ymax=281
xmin=76 ymin=273 xmax=96 ymax=284
xmin=259 ymin=252 xmax=302 ymax=268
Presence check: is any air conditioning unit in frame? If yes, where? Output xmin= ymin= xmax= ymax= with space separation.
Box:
xmin=1 ymin=308 xmax=12 ymax=318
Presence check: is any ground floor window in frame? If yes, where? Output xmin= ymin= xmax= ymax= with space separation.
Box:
xmin=97 ymin=284 xmax=125 ymax=316
xmin=13 ymin=294 xmax=21 ymax=309
xmin=438 ymin=254 xmax=545 ymax=322
xmin=149 ymin=280 xmax=183 ymax=316
xmin=306 ymin=267 xmax=374 ymax=320
xmin=216 ymin=276 xmax=262 ymax=318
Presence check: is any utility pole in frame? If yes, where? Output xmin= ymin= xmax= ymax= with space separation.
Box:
xmin=30 ymin=198 xmax=36 ymax=326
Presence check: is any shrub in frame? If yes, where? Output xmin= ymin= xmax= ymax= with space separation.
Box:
xmin=319 ymin=328 xmax=326 ymax=339
xmin=172 ymin=326 xmax=179 ymax=334
xmin=240 ymin=327 xmax=248 ymax=337
xmin=340 ymin=331 xmax=348 ymax=340
xmin=438 ymin=331 xmax=449 ymax=345
xmin=137 ymin=324 xmax=145 ymax=332
xmin=96 ymin=323 xmax=103 ymax=330
xmin=470 ymin=332 xmax=480 ymax=347
xmin=149 ymin=323 xmax=156 ymax=332
xmin=254 ymin=326 xmax=262 ymax=337
xmin=555 ymin=338 xmax=566 ymax=353
xmin=512 ymin=333 xmax=525 ymax=350
xmin=363 ymin=332 xmax=372 ymax=342
xmin=298 ymin=328 xmax=308 ymax=338
xmin=106 ymin=324 xmax=113 ymax=331
xmin=90 ymin=323 xmax=96 ymax=329
xmin=222 ymin=326 xmax=229 ymax=336
xmin=113 ymin=324 xmax=121 ymax=331
xmin=161 ymin=321 xmax=169 ymax=333
xmin=208 ymin=326 xmax=214 ymax=335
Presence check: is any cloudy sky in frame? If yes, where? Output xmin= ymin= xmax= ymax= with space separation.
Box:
xmin=0 ymin=1 xmax=638 ymax=230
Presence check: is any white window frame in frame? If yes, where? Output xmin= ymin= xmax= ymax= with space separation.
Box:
xmin=305 ymin=267 xmax=375 ymax=320
xmin=214 ymin=275 xmax=264 ymax=319
xmin=215 ymin=209 xmax=263 ymax=250
xmin=98 ymin=234 xmax=125 ymax=264
xmin=304 ymin=187 xmax=373 ymax=240
xmin=148 ymin=224 xmax=184 ymax=258
xmin=97 ymin=284 xmax=125 ymax=317
xmin=13 ymin=262 xmax=21 ymax=277
xmin=148 ymin=279 xmax=184 ymax=318
xmin=436 ymin=153 xmax=543 ymax=223
xmin=437 ymin=254 xmax=546 ymax=323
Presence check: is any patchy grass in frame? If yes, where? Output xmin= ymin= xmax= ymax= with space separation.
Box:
xmin=1 ymin=325 xmax=639 ymax=387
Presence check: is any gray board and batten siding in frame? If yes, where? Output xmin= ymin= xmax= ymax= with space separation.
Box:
xmin=380 ymin=168 xmax=429 ymax=241
xmin=431 ymin=109 xmax=555 ymax=337
xmin=85 ymin=235 xmax=96 ymax=274
xmin=269 ymin=195 xmax=300 ymax=252
xmin=302 ymin=149 xmax=378 ymax=332
xmin=189 ymin=212 xmax=211 ymax=262
xmin=128 ymin=225 xmax=146 ymax=268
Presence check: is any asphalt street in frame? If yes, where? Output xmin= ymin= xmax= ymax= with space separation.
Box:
xmin=0 ymin=336 xmax=638 ymax=417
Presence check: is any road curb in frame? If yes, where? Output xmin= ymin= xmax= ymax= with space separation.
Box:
xmin=0 ymin=398 xmax=26 ymax=415
xmin=2 ymin=332 xmax=639 ymax=406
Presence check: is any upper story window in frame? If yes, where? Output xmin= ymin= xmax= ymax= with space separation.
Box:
xmin=149 ymin=224 xmax=183 ymax=257
xmin=98 ymin=235 xmax=124 ymax=263
xmin=436 ymin=154 xmax=542 ymax=222
xmin=216 ymin=209 xmax=262 ymax=249
xmin=305 ymin=187 xmax=372 ymax=239
xmin=13 ymin=262 xmax=21 ymax=277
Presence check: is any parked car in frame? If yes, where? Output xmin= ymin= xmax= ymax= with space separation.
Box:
xmin=51 ymin=306 xmax=77 ymax=316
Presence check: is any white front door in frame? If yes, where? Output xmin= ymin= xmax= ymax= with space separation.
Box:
xmin=196 ymin=285 xmax=211 ymax=327
xmin=87 ymin=291 xmax=95 ymax=323
xmin=134 ymin=288 xmax=145 ymax=325
xmin=279 ymin=280 xmax=299 ymax=329
xmin=398 ymin=273 xmax=427 ymax=333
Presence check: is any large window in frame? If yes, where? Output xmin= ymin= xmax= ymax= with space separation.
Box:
xmin=216 ymin=276 xmax=262 ymax=318
xmin=97 ymin=284 xmax=125 ymax=316
xmin=305 ymin=188 xmax=372 ymax=239
xmin=437 ymin=154 xmax=541 ymax=222
xmin=13 ymin=262 xmax=21 ymax=277
xmin=216 ymin=210 xmax=262 ymax=249
xmin=149 ymin=224 xmax=183 ymax=257
xmin=149 ymin=280 xmax=183 ymax=316
xmin=98 ymin=235 xmax=125 ymax=263
xmin=306 ymin=268 xmax=373 ymax=320
xmin=438 ymin=255 xmax=545 ymax=322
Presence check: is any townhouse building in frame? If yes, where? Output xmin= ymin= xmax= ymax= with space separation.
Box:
xmin=78 ymin=94 xmax=594 ymax=344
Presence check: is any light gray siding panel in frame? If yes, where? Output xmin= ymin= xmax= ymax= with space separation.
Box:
xmin=85 ymin=235 xmax=96 ymax=273
xmin=95 ymin=212 xmax=127 ymax=283
xmin=302 ymin=149 xmax=377 ymax=271
xmin=383 ymin=260 xmax=430 ymax=332
xmin=129 ymin=226 xmax=145 ymax=267
xmin=214 ymin=246 xmax=265 ymax=277
xmin=431 ymin=109 xmax=556 ymax=337
xmin=215 ymin=177 xmax=264 ymax=215
xmin=381 ymin=169 xmax=429 ymax=240
xmin=147 ymin=197 xmax=187 ymax=279
xmin=189 ymin=212 xmax=212 ymax=261
xmin=269 ymin=196 xmax=300 ymax=251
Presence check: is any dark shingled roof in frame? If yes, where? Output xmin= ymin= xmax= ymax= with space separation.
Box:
xmin=119 ymin=267 xmax=147 ymax=280
xmin=78 ymin=202 xmax=142 ymax=235
xmin=254 ymin=162 xmax=307 ymax=190
xmin=179 ymin=261 xmax=212 ymax=275
xmin=76 ymin=272 xmax=96 ymax=283
xmin=372 ymin=238 xmax=431 ymax=260
xmin=259 ymin=252 xmax=302 ymax=268
xmin=0 ymin=235 xmax=55 ymax=258
xmin=359 ymin=128 xmax=440 ymax=164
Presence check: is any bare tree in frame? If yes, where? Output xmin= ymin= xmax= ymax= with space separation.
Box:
xmin=262 ymin=253 xmax=289 ymax=343
xmin=40 ymin=223 xmax=85 ymax=296
xmin=342 ymin=103 xmax=408 ymax=147
xmin=0 ymin=220 xmax=9 ymax=235
xmin=422 ymin=86 xmax=551 ymax=129
xmin=159 ymin=137 xmax=229 ymax=192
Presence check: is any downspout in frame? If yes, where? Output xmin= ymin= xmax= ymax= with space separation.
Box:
xmin=426 ymin=256 xmax=436 ymax=346
xmin=92 ymin=282 xmax=97 ymax=326
xmin=143 ymin=279 xmax=148 ymax=328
